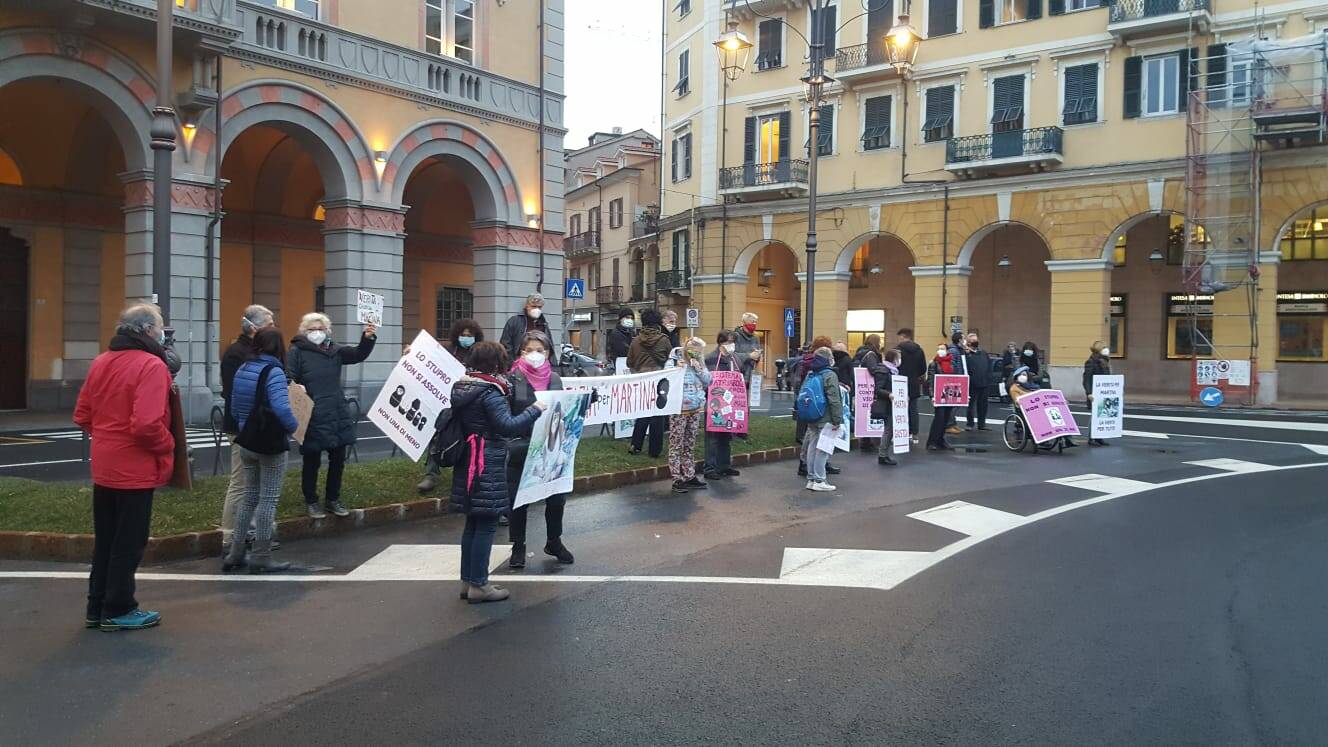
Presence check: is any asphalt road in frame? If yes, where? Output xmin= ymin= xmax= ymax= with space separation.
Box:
xmin=2 ymin=409 xmax=1327 ymax=745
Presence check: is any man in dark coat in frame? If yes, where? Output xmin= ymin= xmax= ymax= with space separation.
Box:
xmin=963 ymin=331 xmax=993 ymax=431
xmin=733 ymin=312 xmax=763 ymax=382
xmin=626 ymin=309 xmax=672 ymax=457
xmin=286 ymin=314 xmax=376 ymax=519
xmin=895 ymin=328 xmax=927 ymax=442
xmin=605 ymin=308 xmax=636 ymax=362
xmin=499 ymin=293 xmax=552 ymax=361
xmin=219 ymin=304 xmax=273 ymax=552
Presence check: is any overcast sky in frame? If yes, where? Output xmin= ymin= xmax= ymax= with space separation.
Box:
xmin=562 ymin=0 xmax=663 ymax=150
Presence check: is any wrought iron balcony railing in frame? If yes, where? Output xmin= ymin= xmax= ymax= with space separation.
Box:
xmin=656 ymin=269 xmax=691 ymax=293
xmin=629 ymin=283 xmax=657 ymax=302
xmin=631 ymin=215 xmax=659 ymax=239
xmin=1109 ymin=0 xmax=1210 ymax=24
xmin=595 ymin=285 xmax=624 ymax=305
xmin=833 ymin=42 xmax=891 ymax=73
xmin=719 ymin=159 xmax=810 ymax=190
xmin=946 ymin=127 xmax=1064 ymax=164
xmin=563 ymin=230 xmax=601 ymax=259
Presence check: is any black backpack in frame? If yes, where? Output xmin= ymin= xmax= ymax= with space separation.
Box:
xmin=430 ymin=408 xmax=466 ymax=468
xmin=235 ymin=365 xmax=290 ymax=455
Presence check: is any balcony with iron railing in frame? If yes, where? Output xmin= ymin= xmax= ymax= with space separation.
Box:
xmin=832 ymin=43 xmax=903 ymax=83
xmin=563 ymin=230 xmax=601 ymax=260
xmin=1108 ymin=0 xmax=1212 ymax=39
xmin=631 ymin=215 xmax=659 ymax=239
xmin=629 ymin=283 xmax=657 ymax=303
xmin=945 ymin=127 xmax=1064 ymax=178
xmin=656 ymin=269 xmax=691 ymax=294
xmin=719 ymin=159 xmax=810 ymax=200
xmin=595 ymin=285 xmax=624 ymax=306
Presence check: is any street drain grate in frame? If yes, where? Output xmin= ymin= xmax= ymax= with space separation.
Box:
xmin=961 ymin=447 xmax=989 ymax=454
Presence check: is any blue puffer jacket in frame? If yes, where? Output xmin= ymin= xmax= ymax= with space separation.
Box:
xmin=448 ymin=376 xmax=541 ymax=517
xmin=230 ymin=354 xmax=300 ymax=434
xmin=668 ymin=349 xmax=712 ymax=412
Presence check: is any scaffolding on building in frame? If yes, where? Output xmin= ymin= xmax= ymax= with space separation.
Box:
xmin=1183 ymin=30 xmax=1328 ymax=404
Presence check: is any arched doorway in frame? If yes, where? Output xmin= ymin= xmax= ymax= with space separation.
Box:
xmin=965 ymin=224 xmax=1051 ymax=352
xmin=0 ymin=66 xmax=145 ymax=410
xmin=1107 ymin=213 xmax=1188 ymax=395
xmin=400 ymin=156 xmax=477 ymax=346
xmin=841 ymin=234 xmax=915 ymax=350
xmin=743 ymin=242 xmax=800 ymax=377
xmin=1273 ymin=202 xmax=1328 ymax=400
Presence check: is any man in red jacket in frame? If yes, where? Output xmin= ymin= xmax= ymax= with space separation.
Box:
xmin=73 ymin=303 xmax=176 ymax=631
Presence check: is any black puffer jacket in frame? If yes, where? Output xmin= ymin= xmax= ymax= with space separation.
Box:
xmin=505 ymin=369 xmax=564 ymax=500
xmin=220 ymin=334 xmax=252 ymax=434
xmin=286 ymin=332 xmax=375 ymax=454
xmin=448 ymin=376 xmax=541 ymax=517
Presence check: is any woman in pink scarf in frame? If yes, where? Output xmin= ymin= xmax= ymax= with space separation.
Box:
xmin=505 ymin=332 xmax=573 ymax=569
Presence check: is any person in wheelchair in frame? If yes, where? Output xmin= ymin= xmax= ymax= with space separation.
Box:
xmin=1007 ymin=365 xmax=1077 ymax=451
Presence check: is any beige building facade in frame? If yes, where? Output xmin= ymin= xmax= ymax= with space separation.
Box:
xmin=0 ymin=0 xmax=566 ymax=418
xmin=656 ymin=0 xmax=1328 ymax=403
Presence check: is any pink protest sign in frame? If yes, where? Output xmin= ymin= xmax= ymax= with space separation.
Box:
xmin=853 ymin=368 xmax=885 ymax=438
xmin=1016 ymin=389 xmax=1081 ymax=443
xmin=705 ymin=370 xmax=748 ymax=434
xmin=933 ymin=373 xmax=969 ymax=407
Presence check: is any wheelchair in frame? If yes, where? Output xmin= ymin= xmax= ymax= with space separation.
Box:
xmin=1002 ymin=412 xmax=1068 ymax=454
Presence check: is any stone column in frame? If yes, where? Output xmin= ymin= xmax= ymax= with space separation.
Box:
xmin=472 ymin=223 xmax=564 ymax=349
xmin=322 ymin=200 xmax=407 ymax=403
xmin=1254 ymin=254 xmax=1279 ymax=404
xmin=910 ymin=265 xmax=971 ymax=345
xmin=796 ymin=270 xmax=850 ymax=343
xmin=1045 ymin=259 xmax=1112 ymax=399
xmin=690 ymin=272 xmax=748 ymax=345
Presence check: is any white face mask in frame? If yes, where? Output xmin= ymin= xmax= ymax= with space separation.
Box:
xmin=722 ymin=342 xmax=736 ymax=354
xmin=156 ymin=329 xmax=166 ymax=345
xmin=1100 ymin=348 xmax=1110 ymax=357
xmin=936 ymin=349 xmax=948 ymax=358
xmin=528 ymin=307 xmax=543 ymax=319
xmin=1017 ymin=374 xmax=1028 ymax=383
xmin=622 ymin=319 xmax=635 ymax=329
xmin=1023 ymin=349 xmax=1034 ymax=357
xmin=523 ymin=351 xmax=547 ymax=368
xmin=664 ymin=322 xmax=677 ymax=331
xmin=306 ymin=330 xmax=327 ymax=345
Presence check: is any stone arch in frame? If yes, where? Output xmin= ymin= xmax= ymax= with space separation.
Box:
xmin=1270 ymin=199 xmax=1328 ymax=255
xmin=0 ymin=31 xmax=153 ymax=171
xmin=208 ymin=80 xmax=372 ymax=202
xmin=733 ymin=239 xmax=803 ymax=277
xmin=1101 ymin=209 xmax=1183 ymax=262
xmin=383 ymin=120 xmax=521 ymax=225
xmin=834 ymin=231 xmax=918 ymax=273
xmin=956 ymin=220 xmax=1052 ymax=268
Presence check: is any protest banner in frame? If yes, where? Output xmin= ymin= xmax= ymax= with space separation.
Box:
xmin=853 ymin=368 xmax=885 ymax=438
xmin=356 ymin=289 xmax=384 ymax=325
xmin=705 ymin=370 xmax=749 ymax=435
xmin=560 ymin=367 xmax=684 ymax=426
xmin=1090 ymin=374 xmax=1125 ymax=439
xmin=748 ymin=373 xmax=763 ymax=409
xmin=288 ymin=383 xmax=314 ymax=444
xmin=368 ymin=330 xmax=465 ymax=461
xmin=514 ymin=391 xmax=591 ymax=509
xmin=933 ymin=373 xmax=969 ymax=406
xmin=891 ymin=374 xmax=910 ymax=454
xmin=613 ymin=357 xmax=633 ymax=439
xmin=1016 ymin=389 xmax=1081 ymax=443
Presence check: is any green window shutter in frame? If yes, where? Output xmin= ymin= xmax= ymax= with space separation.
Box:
xmin=1123 ymin=56 xmax=1142 ymax=119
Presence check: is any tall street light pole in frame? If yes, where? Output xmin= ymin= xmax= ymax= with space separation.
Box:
xmin=152 ymin=0 xmax=177 ymax=321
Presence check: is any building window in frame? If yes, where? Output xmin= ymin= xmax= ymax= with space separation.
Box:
xmin=928 ymin=0 xmax=959 ymax=36
xmin=609 ymin=199 xmax=624 ymax=229
xmin=1112 ymin=233 xmax=1126 ymax=266
xmin=588 ymin=206 xmax=602 ymax=235
xmin=1143 ymin=53 xmax=1181 ymax=116
xmin=674 ymin=49 xmax=690 ymax=97
xmin=671 ymin=132 xmax=692 ymax=181
xmin=806 ymin=104 xmax=834 ymax=157
xmin=1276 ymin=292 xmax=1328 ymax=361
xmin=1109 ymin=294 xmax=1127 ymax=358
xmin=758 ymin=113 xmax=784 ymax=163
xmin=673 ymin=229 xmax=690 ymax=272
xmin=1063 ymin=63 xmax=1099 ymax=125
xmin=1279 ymin=207 xmax=1328 ymax=261
xmin=569 ymin=213 xmax=581 ymax=237
xmin=757 ymin=19 xmax=783 ymax=70
xmin=1166 ymin=294 xmax=1214 ymax=358
xmin=810 ymin=2 xmax=837 ymax=56
xmin=991 ymin=75 xmax=1025 ymax=133
xmin=1067 ymin=0 xmax=1101 ymax=9
xmin=996 ymin=0 xmax=1028 ymax=25
xmin=923 ymin=85 xmax=955 ymax=142
xmin=862 ymin=95 xmax=892 ymax=150
xmin=676 ymin=0 xmax=691 ymax=17
xmin=1166 ymin=214 xmax=1209 ymax=265
xmin=436 ymin=286 xmax=474 ymax=340
xmin=425 ymin=0 xmax=476 ymax=64
xmin=254 ymin=0 xmax=320 ymax=17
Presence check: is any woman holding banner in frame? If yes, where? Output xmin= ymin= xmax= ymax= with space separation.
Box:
xmin=1082 ymin=341 xmax=1112 ymax=447
xmin=449 ymin=342 xmax=546 ymax=603
xmin=667 ymin=337 xmax=712 ymax=494
xmin=703 ymin=330 xmax=742 ymax=481
xmin=505 ymin=331 xmax=574 ymax=569
xmin=926 ymin=342 xmax=958 ymax=451
xmin=416 ymin=319 xmax=485 ymax=494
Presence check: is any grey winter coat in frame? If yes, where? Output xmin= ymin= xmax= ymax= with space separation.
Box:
xmin=286 ymin=332 xmax=375 ymax=454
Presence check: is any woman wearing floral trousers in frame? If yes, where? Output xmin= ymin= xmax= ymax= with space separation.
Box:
xmin=668 ymin=337 xmax=712 ymax=494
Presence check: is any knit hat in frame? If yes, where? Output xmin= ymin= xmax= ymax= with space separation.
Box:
xmin=814 ymin=346 xmax=833 ymax=362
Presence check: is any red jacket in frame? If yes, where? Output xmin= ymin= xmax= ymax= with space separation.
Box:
xmin=73 ymin=349 xmax=175 ymax=489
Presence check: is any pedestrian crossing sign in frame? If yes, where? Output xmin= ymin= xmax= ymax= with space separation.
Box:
xmin=565 ymin=278 xmax=586 ymax=300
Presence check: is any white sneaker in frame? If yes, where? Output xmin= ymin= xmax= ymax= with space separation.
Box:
xmin=805 ymin=480 xmax=817 ymax=490
xmin=910 ymin=436 xmax=919 ymax=445
xmin=809 ymin=481 xmax=836 ymax=492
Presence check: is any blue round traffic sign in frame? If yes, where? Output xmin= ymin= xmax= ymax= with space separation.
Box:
xmin=1200 ymin=387 xmax=1224 ymax=407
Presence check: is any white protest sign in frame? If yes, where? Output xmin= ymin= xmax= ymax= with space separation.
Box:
xmin=1090 ymin=374 xmax=1125 ymax=439
xmin=748 ymin=373 xmax=763 ymax=409
xmin=514 ymin=391 xmax=591 ymax=509
xmin=891 ymin=374 xmax=910 ymax=454
xmin=368 ymin=330 xmax=465 ymax=461
xmin=832 ymin=386 xmax=851 ymax=451
xmin=613 ymin=357 xmax=633 ymax=439
xmin=356 ymin=289 xmax=384 ymax=325
xmin=561 ymin=367 xmax=685 ymax=426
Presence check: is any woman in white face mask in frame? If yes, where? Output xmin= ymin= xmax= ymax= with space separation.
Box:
xmin=505 ymin=331 xmax=574 ymax=569
xmin=1083 ymin=340 xmax=1113 ymax=447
